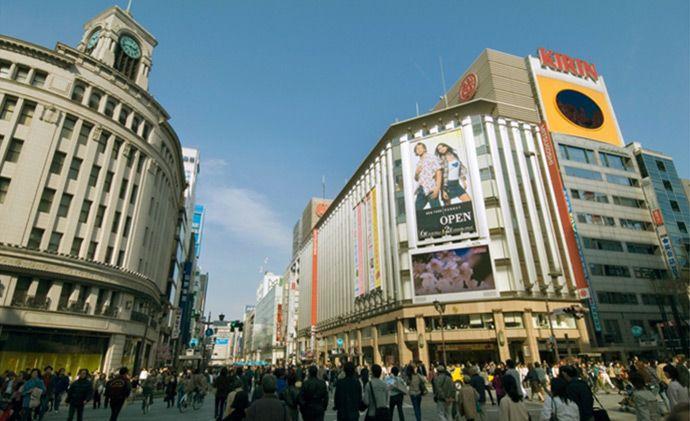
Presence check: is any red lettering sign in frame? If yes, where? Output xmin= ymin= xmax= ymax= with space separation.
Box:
xmin=538 ymin=48 xmax=598 ymax=81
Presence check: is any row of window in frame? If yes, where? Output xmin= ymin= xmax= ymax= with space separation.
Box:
xmin=582 ymin=237 xmax=658 ymax=254
xmin=597 ymin=291 xmax=675 ymax=306
xmin=0 ymin=60 xmax=48 ymax=88
xmin=559 ymin=144 xmax=632 ymax=171
xmin=71 ymin=82 xmax=152 ymax=141
xmin=571 ymin=189 xmax=646 ymax=208
xmin=565 ymin=166 xmax=639 ymax=186
xmin=589 ymin=263 xmax=669 ymax=279
xmin=576 ymin=212 xmax=653 ymax=231
xmin=0 ymin=96 xmax=36 ymax=125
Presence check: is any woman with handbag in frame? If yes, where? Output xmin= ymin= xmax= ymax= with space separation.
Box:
xmin=405 ymin=364 xmax=425 ymax=421
xmin=539 ymin=377 xmax=579 ymax=421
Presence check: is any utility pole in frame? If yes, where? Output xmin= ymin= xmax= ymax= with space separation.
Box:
xmin=433 ymin=300 xmax=447 ymax=367
xmin=545 ymin=299 xmax=561 ymax=363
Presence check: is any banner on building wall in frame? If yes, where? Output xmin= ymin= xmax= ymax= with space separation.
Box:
xmin=370 ymin=187 xmax=382 ymax=289
xmin=353 ymin=204 xmax=365 ymax=296
xmin=564 ymin=189 xmax=602 ymax=332
xmin=171 ymin=307 xmax=182 ymax=339
xmin=641 ymin=179 xmax=665 ymax=226
xmin=365 ymin=193 xmax=375 ymax=292
xmin=410 ymin=242 xmax=498 ymax=303
xmin=403 ymin=129 xmax=479 ymax=243
xmin=276 ymin=304 xmax=282 ymax=343
xmin=311 ymin=229 xmax=318 ymax=326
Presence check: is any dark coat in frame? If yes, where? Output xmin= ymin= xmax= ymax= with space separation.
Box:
xmin=53 ymin=375 xmax=70 ymax=394
xmin=333 ymin=376 xmax=362 ymax=421
xmin=567 ymin=377 xmax=594 ymax=421
xmin=215 ymin=375 xmax=232 ymax=399
xmin=299 ymin=377 xmax=328 ymax=421
xmin=469 ymin=374 xmax=486 ymax=403
xmin=246 ymin=395 xmax=291 ymax=421
xmin=66 ymin=378 xmax=93 ymax=406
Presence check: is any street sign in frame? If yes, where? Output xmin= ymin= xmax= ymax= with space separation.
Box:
xmin=336 ymin=338 xmax=344 ymax=347
xmin=631 ymin=326 xmax=643 ymax=337
xmin=215 ymin=338 xmax=229 ymax=345
xmin=205 ymin=328 xmax=214 ymax=337
xmin=189 ymin=338 xmax=199 ymax=347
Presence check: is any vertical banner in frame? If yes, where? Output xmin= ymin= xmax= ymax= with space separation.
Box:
xmin=365 ymin=193 xmax=375 ymax=292
xmin=311 ymin=229 xmax=318 ymax=327
xmin=371 ymin=187 xmax=382 ymax=289
xmin=353 ymin=207 xmax=360 ymax=296
xmin=356 ymin=204 xmax=365 ymax=295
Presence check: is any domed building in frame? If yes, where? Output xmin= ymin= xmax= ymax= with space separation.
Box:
xmin=0 ymin=6 xmax=185 ymax=373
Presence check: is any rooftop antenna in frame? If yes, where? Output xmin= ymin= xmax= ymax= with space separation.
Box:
xmin=125 ymin=0 xmax=133 ymax=14
xmin=416 ymin=102 xmax=420 ymax=117
xmin=322 ymin=175 xmax=325 ymax=199
xmin=439 ymin=56 xmax=449 ymax=108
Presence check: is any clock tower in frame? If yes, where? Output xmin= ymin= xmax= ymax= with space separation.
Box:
xmin=77 ymin=6 xmax=157 ymax=91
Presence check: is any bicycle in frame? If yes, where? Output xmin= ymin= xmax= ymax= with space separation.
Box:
xmin=178 ymin=390 xmax=204 ymax=412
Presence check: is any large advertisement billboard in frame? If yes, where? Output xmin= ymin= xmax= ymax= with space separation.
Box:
xmin=411 ymin=242 xmax=497 ymax=303
xmin=353 ymin=187 xmax=383 ymax=296
xmin=403 ymin=129 xmax=478 ymax=244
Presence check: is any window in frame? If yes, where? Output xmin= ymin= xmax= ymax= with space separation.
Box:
xmin=17 ymin=102 xmax=36 ymax=125
xmin=589 ymin=264 xmax=630 ymax=277
xmin=119 ymin=179 xmax=128 ymax=199
xmin=679 ymin=222 xmax=688 ymax=234
xmin=663 ymin=180 xmax=673 ymax=192
xmin=601 ymin=153 xmax=629 ymax=171
xmin=13 ymin=66 xmax=29 ymax=83
xmin=597 ymin=291 xmax=638 ymax=304
xmin=571 ymin=189 xmax=608 ymax=203
xmin=612 ymin=195 xmax=645 ymax=208
xmin=607 ymin=174 xmax=636 ymax=186
xmin=627 ymin=242 xmax=657 ymax=255
xmin=70 ymin=237 xmax=83 ymax=256
xmin=47 ymin=232 xmax=62 ymax=252
xmin=129 ymin=185 xmax=138 ymax=205
xmin=49 ymin=152 xmax=66 ymax=174
xmin=77 ymin=123 xmax=92 ymax=145
xmin=56 ymin=194 xmax=72 ymax=218
xmin=656 ymin=160 xmax=667 ymax=172
xmin=131 ymin=114 xmax=141 ymax=134
xmin=71 ymin=84 xmax=86 ymax=102
xmin=0 ymin=177 xmax=10 ymax=203
xmin=0 ymin=97 xmax=17 ymax=120
xmin=583 ymin=237 xmax=623 ymax=252
xmin=123 ymin=216 xmax=132 ymax=237
xmin=105 ymin=247 xmax=113 ymax=264
xmin=142 ymin=122 xmax=151 ymax=140
xmin=565 ymin=166 xmax=602 ymax=181
xmin=117 ymin=250 xmax=124 ymax=266
xmin=577 ymin=213 xmax=615 ymax=226
xmin=97 ymin=131 xmax=109 ymax=154
xmin=670 ymin=200 xmax=680 ymax=212
xmin=559 ymin=144 xmax=595 ymax=164
xmin=104 ymin=171 xmax=114 ymax=192
xmin=5 ymin=139 xmax=23 ymax=162
xmin=603 ymin=319 xmax=623 ymax=343
xmin=88 ymin=165 xmax=100 ymax=187
xmin=38 ymin=188 xmax=56 ymax=213
xmin=137 ymin=154 xmax=146 ymax=172
xmin=504 ymin=312 xmax=524 ymax=328
xmin=85 ymin=242 xmax=97 ymax=260
xmin=67 ymin=158 xmax=82 ymax=180
xmin=78 ymin=200 xmax=92 ymax=223
xmin=0 ymin=61 xmax=11 ymax=78
xmin=28 ymin=228 xmax=44 ymax=249
xmin=112 ymin=139 xmax=123 ymax=156
xmin=31 ymin=71 xmax=47 ymax=87
xmin=95 ymin=205 xmax=106 ymax=228
xmin=104 ymin=99 xmax=117 ymax=118
xmin=60 ymin=115 xmax=77 ymax=139
xmin=633 ymin=267 xmax=669 ymax=279
xmin=112 ymin=211 xmax=121 ymax=233
xmin=126 ymin=149 xmax=136 ymax=167
xmin=620 ymin=218 xmax=651 ymax=231
xmin=88 ymin=90 xmax=102 ymax=110
xmin=118 ymin=107 xmax=130 ymax=125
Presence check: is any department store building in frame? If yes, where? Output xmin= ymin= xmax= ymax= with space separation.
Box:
xmin=0 ymin=6 xmax=185 ymax=373
xmin=295 ymin=48 xmax=684 ymax=366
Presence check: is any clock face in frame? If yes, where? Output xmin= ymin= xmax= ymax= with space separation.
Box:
xmin=119 ymin=35 xmax=141 ymax=59
xmin=87 ymin=30 xmax=100 ymax=49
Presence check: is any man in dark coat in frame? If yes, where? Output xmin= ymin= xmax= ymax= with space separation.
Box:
xmin=333 ymin=362 xmax=362 ymax=421
xmin=52 ymin=368 xmax=70 ymax=414
xmin=561 ymin=365 xmax=594 ymax=421
xmin=469 ymin=368 xmax=487 ymax=415
xmin=246 ymin=374 xmax=291 ymax=421
xmin=105 ymin=367 xmax=132 ymax=421
xmin=66 ymin=369 xmax=93 ymax=421
xmin=213 ymin=367 xmax=232 ymax=421
xmin=299 ymin=365 xmax=329 ymax=421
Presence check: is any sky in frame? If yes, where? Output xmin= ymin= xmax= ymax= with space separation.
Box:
xmin=1 ymin=0 xmax=688 ymax=321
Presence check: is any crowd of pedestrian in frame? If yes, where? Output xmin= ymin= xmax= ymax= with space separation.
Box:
xmin=2 ymin=354 xmax=688 ymax=421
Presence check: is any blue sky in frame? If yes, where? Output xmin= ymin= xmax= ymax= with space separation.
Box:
xmin=1 ymin=0 xmax=688 ymax=321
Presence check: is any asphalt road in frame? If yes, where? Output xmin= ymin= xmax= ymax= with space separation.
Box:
xmin=38 ymin=389 xmax=636 ymax=421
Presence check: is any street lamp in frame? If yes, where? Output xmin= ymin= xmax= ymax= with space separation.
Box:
xmin=432 ymin=300 xmax=447 ymax=367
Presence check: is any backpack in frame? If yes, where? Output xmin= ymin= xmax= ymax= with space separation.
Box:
xmin=108 ymin=378 xmax=128 ymax=398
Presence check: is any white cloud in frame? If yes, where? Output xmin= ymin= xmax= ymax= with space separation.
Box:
xmin=202 ymin=186 xmax=291 ymax=251
xmin=202 ymin=158 xmax=228 ymax=176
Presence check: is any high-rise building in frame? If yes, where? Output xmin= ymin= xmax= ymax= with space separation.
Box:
xmin=0 ymin=6 xmax=185 ymax=373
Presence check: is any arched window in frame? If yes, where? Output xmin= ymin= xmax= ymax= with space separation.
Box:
xmin=71 ymin=84 xmax=86 ymax=103
xmin=114 ymin=34 xmax=141 ymax=80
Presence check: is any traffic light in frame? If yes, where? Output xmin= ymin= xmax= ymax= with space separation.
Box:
xmin=548 ymin=340 xmax=555 ymax=352
xmin=238 ymin=322 xmax=244 ymax=332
